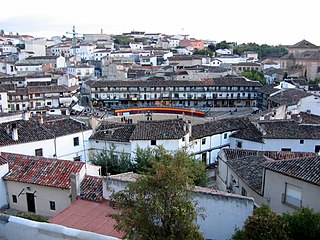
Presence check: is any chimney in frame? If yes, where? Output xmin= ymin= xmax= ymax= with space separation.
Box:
xmin=286 ymin=112 xmax=291 ymax=120
xmin=297 ymin=114 xmax=302 ymax=123
xmin=11 ymin=123 xmax=18 ymax=141
xmin=187 ymin=120 xmax=192 ymax=137
xmin=39 ymin=115 xmax=44 ymax=124
xmin=70 ymin=172 xmax=80 ymax=203
xmin=23 ymin=111 xmax=30 ymax=121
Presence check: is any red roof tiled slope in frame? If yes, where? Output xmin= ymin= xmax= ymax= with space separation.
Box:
xmin=49 ymin=199 xmax=126 ymax=239
xmin=80 ymin=175 xmax=103 ymax=202
xmin=2 ymin=152 xmax=84 ymax=189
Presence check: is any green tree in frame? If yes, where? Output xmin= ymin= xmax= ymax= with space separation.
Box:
xmin=193 ymin=47 xmax=214 ymax=57
xmin=241 ymin=70 xmax=266 ymax=85
xmin=233 ymin=42 xmax=288 ymax=59
xmin=232 ymin=205 xmax=288 ymax=240
xmin=110 ymin=149 xmax=205 ymax=240
xmin=114 ymin=35 xmax=132 ymax=45
xmin=89 ymin=143 xmax=133 ymax=175
xmin=134 ymin=146 xmax=208 ymax=187
xmin=282 ymin=208 xmax=320 ymax=240
xmin=232 ymin=206 xmax=320 ymax=240
xmin=216 ymin=40 xmax=231 ymax=50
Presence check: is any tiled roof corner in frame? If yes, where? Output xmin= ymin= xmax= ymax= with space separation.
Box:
xmin=2 ymin=152 xmax=84 ymax=189
xmin=80 ymin=175 xmax=104 ymax=202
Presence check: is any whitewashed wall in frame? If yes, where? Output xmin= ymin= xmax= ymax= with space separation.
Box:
xmin=104 ymin=177 xmax=254 ymax=240
xmin=6 ymin=181 xmax=71 ymax=217
xmin=0 ymin=163 xmax=9 ymax=208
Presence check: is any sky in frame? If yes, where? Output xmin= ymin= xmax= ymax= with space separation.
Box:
xmin=0 ymin=0 xmax=319 ymax=46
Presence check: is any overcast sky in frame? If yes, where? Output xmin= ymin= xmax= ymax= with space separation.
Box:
xmin=0 ymin=0 xmax=318 ymax=46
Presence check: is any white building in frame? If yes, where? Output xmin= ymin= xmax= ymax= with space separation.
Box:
xmin=0 ymin=157 xmax=9 ymax=208
xmin=0 ymin=114 xmax=93 ymax=162
xmin=71 ymin=43 xmax=96 ymax=60
xmin=129 ymin=42 xmax=143 ymax=51
xmin=0 ymin=45 xmax=18 ymax=54
xmin=168 ymin=38 xmax=180 ymax=48
xmin=217 ymin=148 xmax=320 ymax=214
xmin=229 ymin=120 xmax=320 ymax=154
xmin=24 ymin=38 xmax=46 ymax=56
xmin=67 ymin=64 xmax=95 ymax=78
xmin=15 ymin=62 xmax=42 ymax=73
xmin=1 ymin=152 xmax=100 ymax=217
xmin=0 ymin=86 xmax=9 ymax=112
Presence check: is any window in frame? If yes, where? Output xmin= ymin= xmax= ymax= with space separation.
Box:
xmin=202 ymin=138 xmax=206 ymax=145
xmin=74 ymin=156 xmax=81 ymax=162
xmin=151 ymin=140 xmax=157 ymax=145
xmin=284 ymin=183 xmax=302 ymax=208
xmin=281 ymin=148 xmax=291 ymax=152
xmin=12 ymin=195 xmax=17 ymax=203
xmin=73 ymin=137 xmax=79 ymax=146
xmin=35 ymin=148 xmax=43 ymax=156
xmin=300 ymin=140 xmax=304 ymax=144
xmin=50 ymin=201 xmax=56 ymax=211
xmin=315 ymin=145 xmax=320 ymax=153
xmin=223 ymin=133 xmax=228 ymax=139
xmin=182 ymin=136 xmax=185 ymax=142
xmin=241 ymin=187 xmax=247 ymax=196
xmin=236 ymin=141 xmax=243 ymax=149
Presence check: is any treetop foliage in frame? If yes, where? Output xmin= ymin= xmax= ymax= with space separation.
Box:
xmin=232 ymin=205 xmax=320 ymax=240
xmin=110 ymin=148 xmax=205 ymax=240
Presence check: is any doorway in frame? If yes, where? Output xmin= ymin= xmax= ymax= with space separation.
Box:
xmin=26 ymin=193 xmax=35 ymax=213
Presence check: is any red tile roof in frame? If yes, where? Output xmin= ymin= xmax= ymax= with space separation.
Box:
xmin=80 ymin=175 xmax=103 ymax=202
xmin=49 ymin=199 xmax=126 ymax=239
xmin=2 ymin=152 xmax=84 ymax=189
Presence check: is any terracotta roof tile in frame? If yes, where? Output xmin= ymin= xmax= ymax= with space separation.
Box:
xmin=80 ymin=175 xmax=103 ymax=202
xmin=49 ymin=199 xmax=126 ymax=239
xmin=2 ymin=152 xmax=84 ymax=189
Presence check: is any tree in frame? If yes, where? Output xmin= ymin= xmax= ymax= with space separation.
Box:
xmin=232 ymin=205 xmax=288 ymax=240
xmin=0 ymin=29 xmax=4 ymax=35
xmin=282 ymin=208 xmax=320 ymax=240
xmin=232 ymin=206 xmax=320 ymax=240
xmin=193 ymin=48 xmax=214 ymax=57
xmin=233 ymin=42 xmax=288 ymax=59
xmin=241 ymin=70 xmax=267 ymax=85
xmin=134 ymin=146 xmax=208 ymax=187
xmin=216 ymin=40 xmax=231 ymax=50
xmin=114 ymin=35 xmax=132 ymax=45
xmin=89 ymin=143 xmax=133 ymax=175
xmin=110 ymin=149 xmax=205 ymax=240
